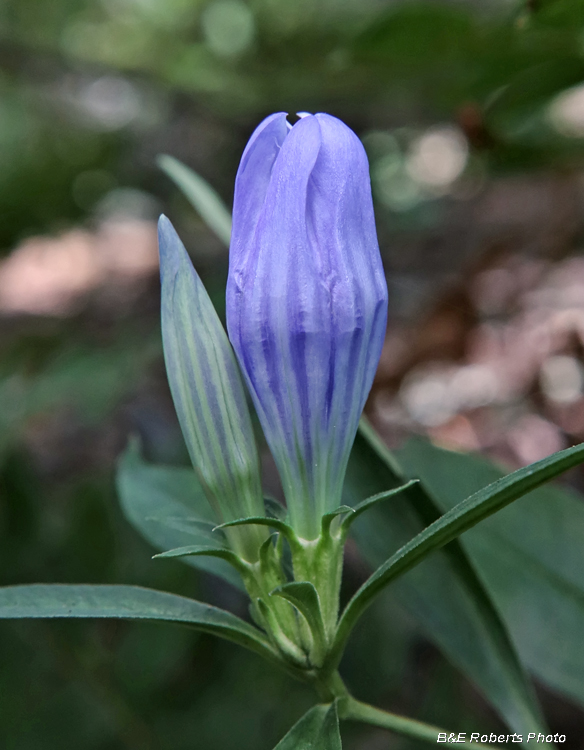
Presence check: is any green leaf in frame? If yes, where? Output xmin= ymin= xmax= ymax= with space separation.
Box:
xmin=341 ymin=421 xmax=548 ymax=740
xmin=271 ymin=582 xmax=326 ymax=661
xmin=320 ymin=506 xmax=353 ymax=535
xmin=153 ymin=545 xmax=247 ymax=575
xmin=273 ymin=703 xmax=341 ymax=750
xmin=157 ymin=155 xmax=232 ymax=247
xmin=397 ymin=437 xmax=584 ymax=710
xmin=0 ymin=584 xmax=276 ymax=663
xmin=217 ymin=516 xmax=301 ymax=552
xmin=342 ymin=438 xmax=584 ymax=633
xmin=339 ymin=480 xmax=418 ymax=537
xmin=254 ymin=598 xmax=308 ymax=668
xmin=116 ymin=439 xmax=243 ymax=589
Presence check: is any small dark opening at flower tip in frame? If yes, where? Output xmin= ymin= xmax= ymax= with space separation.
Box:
xmin=286 ymin=112 xmax=312 ymax=128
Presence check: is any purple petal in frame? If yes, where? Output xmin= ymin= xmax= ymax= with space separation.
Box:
xmin=227 ymin=114 xmax=388 ymax=539
xmin=230 ymin=112 xmax=289 ymax=282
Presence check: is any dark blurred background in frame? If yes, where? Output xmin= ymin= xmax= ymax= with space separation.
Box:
xmin=2 ymin=0 xmax=584 ymax=748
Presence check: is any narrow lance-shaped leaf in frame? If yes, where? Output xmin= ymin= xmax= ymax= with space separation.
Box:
xmin=153 ymin=545 xmax=248 ymax=576
xmin=336 ymin=439 xmax=584 ymax=661
xmin=157 ymin=155 xmax=232 ymax=247
xmin=344 ymin=422 xmax=548 ymax=743
xmin=216 ymin=515 xmax=302 ymax=553
xmin=116 ymin=439 xmax=243 ymax=589
xmin=398 ymin=437 xmax=584 ymax=711
xmin=339 ymin=480 xmax=418 ymax=537
xmin=0 ymin=584 xmax=277 ymax=663
xmin=271 ymin=582 xmax=327 ymax=664
xmin=159 ymin=216 xmax=266 ymax=561
xmin=273 ymin=703 xmax=341 ymax=750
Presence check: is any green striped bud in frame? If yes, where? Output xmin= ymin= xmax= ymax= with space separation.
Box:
xmin=158 ymin=216 xmax=266 ymax=561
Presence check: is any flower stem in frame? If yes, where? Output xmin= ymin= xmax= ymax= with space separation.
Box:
xmin=341 ymin=695 xmax=502 ymax=748
xmin=317 ymin=671 xmax=500 ymax=748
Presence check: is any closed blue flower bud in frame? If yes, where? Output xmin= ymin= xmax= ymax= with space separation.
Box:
xmin=226 ymin=113 xmax=388 ymax=540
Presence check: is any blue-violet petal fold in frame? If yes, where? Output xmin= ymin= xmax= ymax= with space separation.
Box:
xmin=226 ymin=113 xmax=388 ymax=539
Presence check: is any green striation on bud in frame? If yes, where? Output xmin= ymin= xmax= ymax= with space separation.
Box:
xmin=158 ymin=215 xmax=266 ymax=562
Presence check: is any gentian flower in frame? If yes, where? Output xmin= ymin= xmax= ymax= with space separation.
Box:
xmin=227 ymin=112 xmax=388 ymax=540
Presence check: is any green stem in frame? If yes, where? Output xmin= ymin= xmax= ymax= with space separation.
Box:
xmin=341 ymin=696 xmax=502 ymax=748
xmin=317 ymin=671 xmax=501 ymax=748
xmin=314 ymin=669 xmax=350 ymax=703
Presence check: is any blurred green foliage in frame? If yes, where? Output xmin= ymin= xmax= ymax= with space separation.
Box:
xmin=2 ymin=0 xmax=584 ymax=246
xmin=2 ymin=0 xmax=584 ymax=747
